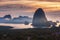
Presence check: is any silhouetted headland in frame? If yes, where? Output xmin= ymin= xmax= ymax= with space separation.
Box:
xmin=0 ymin=28 xmax=60 ymax=40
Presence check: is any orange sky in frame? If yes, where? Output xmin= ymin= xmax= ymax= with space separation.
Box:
xmin=0 ymin=1 xmax=60 ymax=12
xmin=0 ymin=1 xmax=60 ymax=21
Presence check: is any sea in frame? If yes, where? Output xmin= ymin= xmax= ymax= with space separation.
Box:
xmin=0 ymin=23 xmax=33 ymax=29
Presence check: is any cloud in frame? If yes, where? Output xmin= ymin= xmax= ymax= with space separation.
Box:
xmin=46 ymin=10 xmax=60 ymax=21
xmin=0 ymin=0 xmax=60 ymax=22
xmin=0 ymin=1 xmax=60 ymax=12
xmin=0 ymin=0 xmax=60 ymax=2
xmin=33 ymin=0 xmax=60 ymax=2
xmin=0 ymin=4 xmax=36 ymax=12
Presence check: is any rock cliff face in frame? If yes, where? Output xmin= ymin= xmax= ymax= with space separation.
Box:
xmin=32 ymin=8 xmax=50 ymax=28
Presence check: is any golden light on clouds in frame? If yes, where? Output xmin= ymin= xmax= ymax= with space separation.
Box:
xmin=0 ymin=1 xmax=60 ymax=12
xmin=0 ymin=1 xmax=60 ymax=22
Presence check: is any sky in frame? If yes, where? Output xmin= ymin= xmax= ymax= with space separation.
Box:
xmin=0 ymin=0 xmax=60 ymax=21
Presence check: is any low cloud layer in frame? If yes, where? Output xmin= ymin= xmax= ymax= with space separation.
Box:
xmin=0 ymin=0 xmax=60 ymax=2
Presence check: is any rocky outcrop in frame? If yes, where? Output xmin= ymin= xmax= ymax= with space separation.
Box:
xmin=32 ymin=8 xmax=50 ymax=28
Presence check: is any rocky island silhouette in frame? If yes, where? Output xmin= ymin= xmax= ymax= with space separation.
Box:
xmin=32 ymin=8 xmax=50 ymax=28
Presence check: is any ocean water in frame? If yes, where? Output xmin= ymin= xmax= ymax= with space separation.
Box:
xmin=0 ymin=23 xmax=33 ymax=29
xmin=0 ymin=22 xmax=60 ymax=29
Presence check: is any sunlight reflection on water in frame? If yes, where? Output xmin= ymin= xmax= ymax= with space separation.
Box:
xmin=0 ymin=23 xmax=60 ymax=29
xmin=0 ymin=23 xmax=33 ymax=29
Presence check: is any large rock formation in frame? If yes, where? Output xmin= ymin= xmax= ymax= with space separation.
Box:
xmin=32 ymin=8 xmax=50 ymax=28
